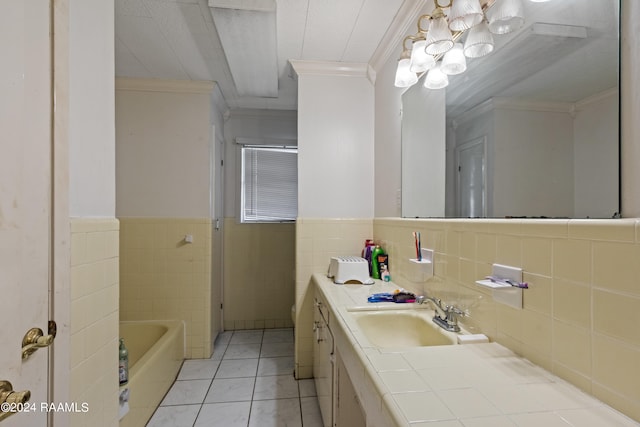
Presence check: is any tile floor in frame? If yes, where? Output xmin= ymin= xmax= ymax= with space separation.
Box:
xmin=146 ymin=328 xmax=324 ymax=427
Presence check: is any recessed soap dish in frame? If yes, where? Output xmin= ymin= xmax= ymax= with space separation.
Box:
xmin=476 ymin=264 xmax=525 ymax=309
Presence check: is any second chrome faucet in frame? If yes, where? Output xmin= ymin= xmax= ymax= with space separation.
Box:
xmin=416 ymin=294 xmax=466 ymax=333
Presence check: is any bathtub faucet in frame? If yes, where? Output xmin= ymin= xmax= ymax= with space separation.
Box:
xmin=415 ymin=294 xmax=465 ymax=333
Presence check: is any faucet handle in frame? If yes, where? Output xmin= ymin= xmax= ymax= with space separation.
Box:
xmin=415 ymin=295 xmax=425 ymax=304
xmin=444 ymin=306 xmax=467 ymax=329
xmin=445 ymin=305 xmax=466 ymax=316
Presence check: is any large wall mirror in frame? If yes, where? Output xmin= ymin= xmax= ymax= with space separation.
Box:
xmin=402 ymin=0 xmax=620 ymax=218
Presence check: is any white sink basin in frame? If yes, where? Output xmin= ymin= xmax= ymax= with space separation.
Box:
xmin=348 ymin=309 xmax=458 ymax=348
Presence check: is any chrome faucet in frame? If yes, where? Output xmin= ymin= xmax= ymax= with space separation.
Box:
xmin=416 ymin=295 xmax=465 ymax=333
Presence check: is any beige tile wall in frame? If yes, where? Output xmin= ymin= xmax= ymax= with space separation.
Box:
xmin=119 ymin=217 xmax=212 ymax=358
xmin=223 ymin=218 xmax=295 ymax=330
xmin=373 ymin=218 xmax=640 ymax=422
xmin=69 ymin=218 xmax=120 ymax=427
xmin=295 ymin=218 xmax=373 ymax=378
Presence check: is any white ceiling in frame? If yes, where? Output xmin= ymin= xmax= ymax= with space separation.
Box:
xmin=115 ymin=0 xmax=409 ymax=111
xmin=115 ymin=0 xmax=620 ymax=116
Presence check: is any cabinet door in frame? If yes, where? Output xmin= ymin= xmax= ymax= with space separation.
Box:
xmin=313 ymin=297 xmax=333 ymax=427
xmin=335 ymin=352 xmax=366 ymax=427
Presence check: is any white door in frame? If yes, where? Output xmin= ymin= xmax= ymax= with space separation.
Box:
xmin=0 ymin=1 xmax=53 ymax=425
xmin=211 ymin=128 xmax=224 ymax=344
xmin=457 ymin=137 xmax=487 ymax=218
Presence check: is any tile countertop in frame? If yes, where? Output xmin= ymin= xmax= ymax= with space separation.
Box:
xmin=312 ymin=274 xmax=639 ymax=427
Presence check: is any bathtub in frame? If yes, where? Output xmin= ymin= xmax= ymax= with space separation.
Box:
xmin=119 ymin=320 xmax=185 ymax=427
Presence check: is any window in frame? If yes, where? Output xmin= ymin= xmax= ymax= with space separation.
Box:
xmin=241 ymin=145 xmax=298 ymax=222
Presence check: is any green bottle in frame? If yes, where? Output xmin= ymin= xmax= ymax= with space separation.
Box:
xmin=119 ymin=338 xmax=129 ymax=385
xmin=371 ymin=245 xmax=384 ymax=280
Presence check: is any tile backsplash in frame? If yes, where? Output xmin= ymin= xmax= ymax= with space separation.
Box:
xmin=373 ymin=218 xmax=640 ymax=422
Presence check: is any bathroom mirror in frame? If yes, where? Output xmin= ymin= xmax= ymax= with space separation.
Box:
xmin=401 ymin=0 xmax=620 ymax=218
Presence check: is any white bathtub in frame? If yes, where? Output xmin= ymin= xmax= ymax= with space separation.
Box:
xmin=119 ymin=320 xmax=185 ymax=427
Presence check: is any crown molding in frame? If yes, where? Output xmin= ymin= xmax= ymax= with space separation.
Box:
xmin=452 ymin=97 xmax=577 ymax=128
xmin=227 ymin=108 xmax=297 ymax=120
xmin=115 ymin=78 xmax=216 ymax=94
xmin=369 ymin=0 xmax=430 ymax=74
xmin=491 ymin=97 xmax=574 ymax=113
xmin=289 ymin=60 xmax=375 ymax=84
xmin=574 ymin=88 xmax=618 ymax=111
xmin=208 ymin=0 xmax=275 ymax=12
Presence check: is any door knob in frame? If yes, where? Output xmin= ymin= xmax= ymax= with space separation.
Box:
xmin=0 ymin=381 xmax=31 ymax=422
xmin=22 ymin=321 xmax=56 ymax=360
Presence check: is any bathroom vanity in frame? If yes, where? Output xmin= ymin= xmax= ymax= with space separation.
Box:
xmin=311 ymin=274 xmax=638 ymax=427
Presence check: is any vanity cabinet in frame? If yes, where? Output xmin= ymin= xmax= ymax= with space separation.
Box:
xmin=313 ymin=288 xmax=367 ymax=427
xmin=313 ymin=294 xmax=334 ymax=427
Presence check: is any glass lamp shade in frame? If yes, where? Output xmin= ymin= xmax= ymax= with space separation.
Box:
xmin=463 ymin=21 xmax=494 ymax=58
xmin=441 ymin=43 xmax=467 ymax=75
xmin=425 ymin=16 xmax=454 ymax=56
xmin=448 ymin=0 xmax=484 ymax=32
xmin=410 ymin=40 xmax=436 ymax=73
xmin=423 ymin=65 xmax=449 ymax=89
xmin=486 ymin=0 xmax=525 ymax=35
xmin=394 ymin=57 xmax=418 ymax=88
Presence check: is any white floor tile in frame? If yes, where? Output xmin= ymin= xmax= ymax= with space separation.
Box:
xmin=253 ymin=375 xmax=299 ymax=400
xmin=204 ymin=377 xmax=256 ymax=403
xmin=215 ymin=331 xmax=233 ymax=345
xmin=224 ymin=343 xmax=262 ymax=359
xmin=178 ymin=359 xmax=220 ymax=380
xmin=195 ymin=401 xmax=251 ymax=427
xmin=263 ymin=328 xmax=294 ymax=343
xmin=260 ymin=341 xmax=294 ymax=358
xmin=211 ymin=342 xmax=228 ymax=361
xmin=216 ymin=358 xmax=259 ymax=378
xmin=161 ymin=379 xmax=212 ymax=406
xmin=230 ymin=330 xmax=264 ymax=345
xmin=156 ymin=329 xmax=327 ymax=427
xmin=146 ymin=404 xmax=201 ymax=427
xmin=248 ymin=398 xmax=302 ymax=427
xmin=301 ymin=396 xmax=324 ymax=427
xmin=257 ymin=356 xmax=294 ymax=376
xmin=298 ymin=379 xmax=317 ymax=397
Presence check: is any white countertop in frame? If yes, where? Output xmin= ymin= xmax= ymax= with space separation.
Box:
xmin=313 ymin=274 xmax=639 ymax=427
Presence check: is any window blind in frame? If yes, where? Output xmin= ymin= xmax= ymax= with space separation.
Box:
xmin=241 ymin=146 xmax=298 ymax=222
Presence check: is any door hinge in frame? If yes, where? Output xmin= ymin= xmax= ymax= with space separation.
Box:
xmin=220 ymin=303 xmax=223 ymax=309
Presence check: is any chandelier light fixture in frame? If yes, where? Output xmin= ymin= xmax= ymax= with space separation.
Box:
xmin=394 ymin=0 xmax=550 ymax=89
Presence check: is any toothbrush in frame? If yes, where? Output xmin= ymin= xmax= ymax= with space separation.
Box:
xmin=485 ymin=276 xmax=528 ymax=289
